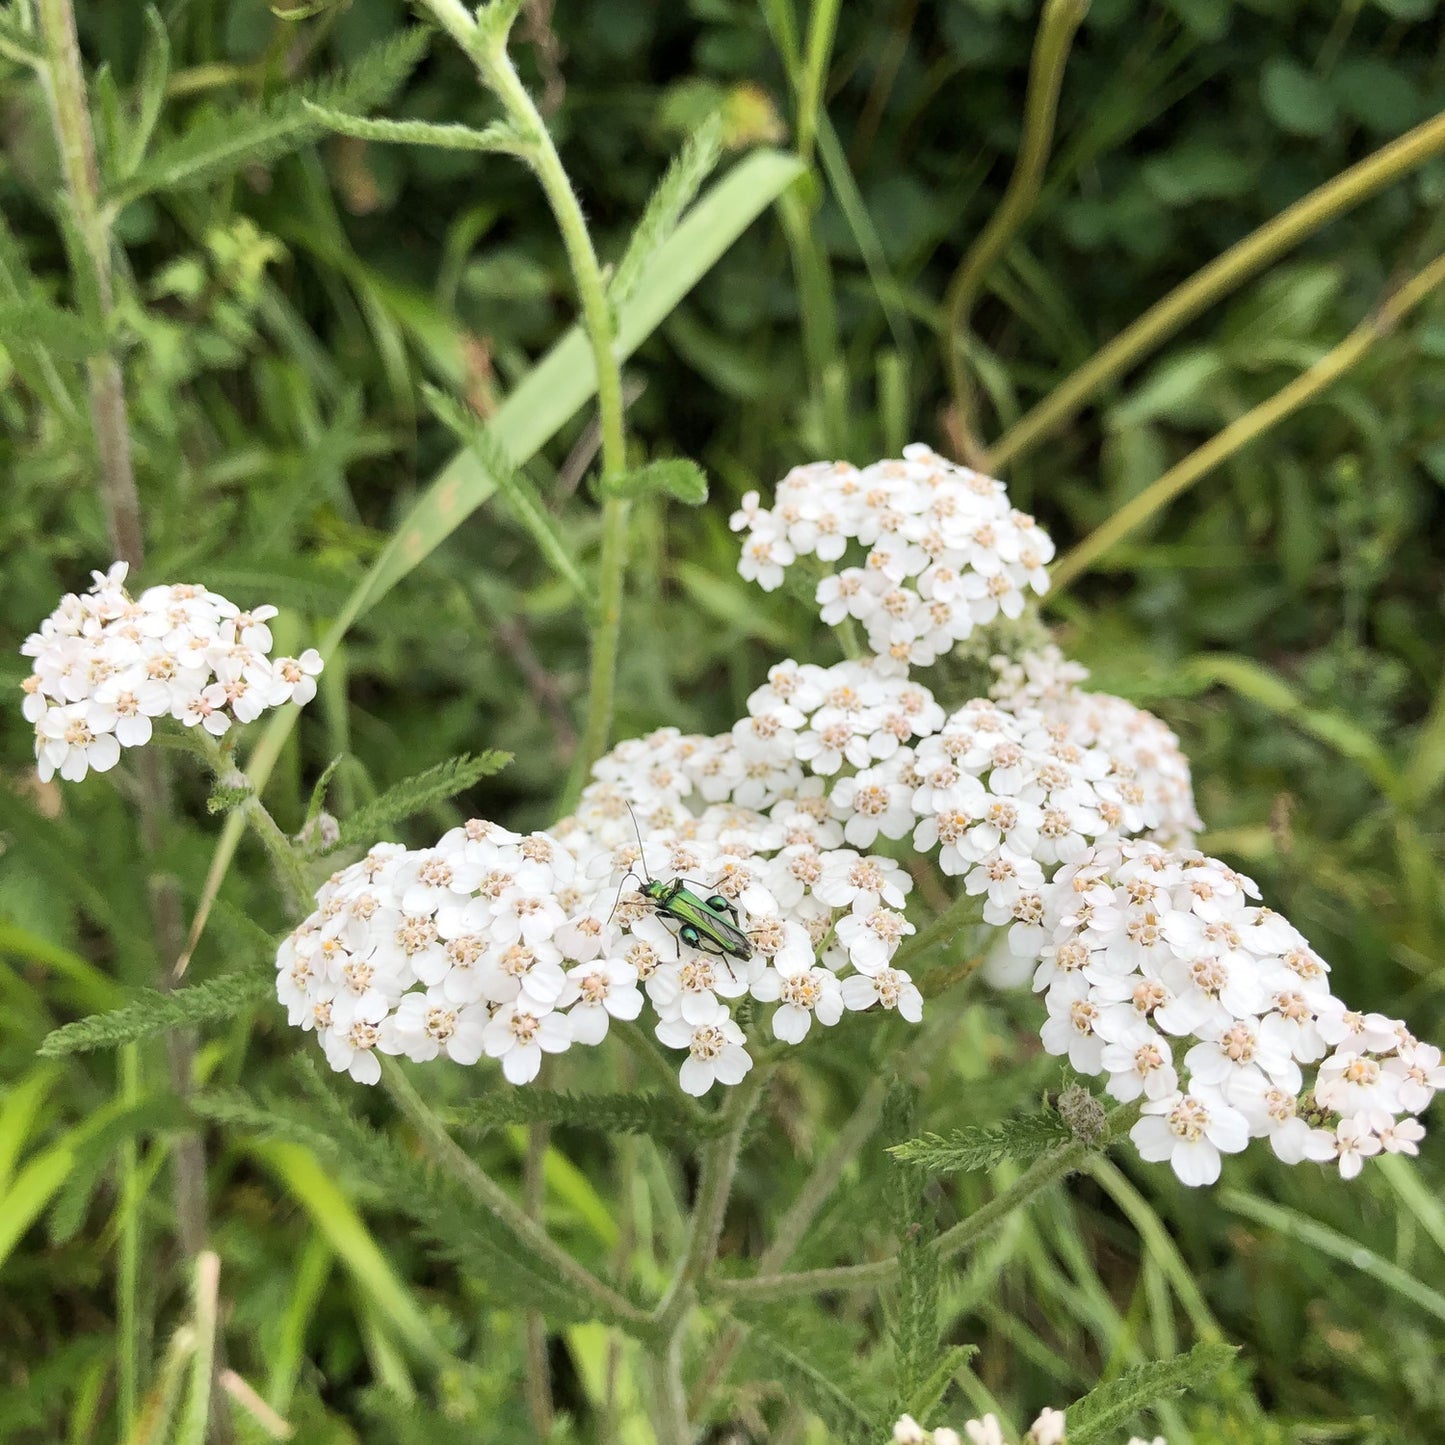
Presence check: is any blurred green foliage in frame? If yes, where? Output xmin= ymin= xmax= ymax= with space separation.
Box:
xmin=2 ymin=0 xmax=1444 ymax=1441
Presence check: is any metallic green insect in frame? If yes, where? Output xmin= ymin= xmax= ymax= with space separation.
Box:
xmin=620 ymin=804 xmax=753 ymax=965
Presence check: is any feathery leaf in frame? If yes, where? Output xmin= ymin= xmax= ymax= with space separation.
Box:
xmin=113 ymin=27 xmax=430 ymax=205
xmin=39 ymin=969 xmax=274 ymax=1057
xmin=443 ymin=1087 xmax=723 ymax=1148
xmin=1065 ymin=1342 xmax=1239 ymax=1444
xmin=423 ymin=384 xmax=593 ymax=607
xmin=598 ymin=457 xmax=709 ymax=505
xmin=888 ymin=1111 xmax=1075 ymax=1174
xmin=198 ymin=1078 xmax=646 ymax=1329
xmin=609 ymin=115 xmax=723 ymax=308
xmin=324 ymin=750 xmax=512 ymax=852
xmin=0 ymin=299 xmax=106 ymax=360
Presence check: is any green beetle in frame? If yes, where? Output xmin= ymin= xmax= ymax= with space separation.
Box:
xmin=618 ymin=804 xmax=754 ymax=964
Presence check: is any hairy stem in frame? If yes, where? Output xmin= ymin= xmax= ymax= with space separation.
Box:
xmin=1049 ymin=253 xmax=1445 ymax=592
xmin=709 ymin=1101 xmax=1140 ymax=1304
xmin=382 ymin=1062 xmax=653 ymax=1333
xmin=416 ymin=0 xmax=631 ymax=789
xmin=892 ymin=890 xmax=986 ymax=973
xmin=34 ymin=3 xmax=223 ymax=1433
xmin=986 ymin=109 xmax=1445 ymax=472
xmin=942 ymin=0 xmax=1086 ymax=450
xmin=523 ymin=1123 xmax=555 ymax=1438
xmin=34 ymin=0 xmax=144 ymax=564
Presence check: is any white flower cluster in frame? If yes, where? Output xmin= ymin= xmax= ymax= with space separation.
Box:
xmin=731 ymin=443 xmax=1054 ymax=669
xmin=276 ymin=759 xmax=923 ymax=1093
xmin=894 ymin=1407 xmax=1162 ymax=1445
xmin=20 ymin=562 xmax=322 ymax=782
xmin=990 ymin=646 xmax=1201 ymax=848
xmin=1014 ymin=841 xmax=1440 ymax=1184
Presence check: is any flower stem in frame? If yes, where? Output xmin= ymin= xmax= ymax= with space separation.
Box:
xmin=35 ymin=5 xmax=221 ymax=1432
xmin=708 ymin=1100 xmax=1140 ymax=1304
xmin=382 ymin=1061 xmax=653 ymax=1334
xmin=415 ymin=0 xmax=631 ymax=791
xmin=892 ymin=890 xmax=986 ymax=973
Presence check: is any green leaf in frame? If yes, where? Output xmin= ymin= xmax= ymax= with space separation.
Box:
xmin=0 ymin=11 xmax=42 ymax=67
xmin=903 ymin=1344 xmax=977 ymax=1425
xmin=608 ymin=115 xmax=723 ymax=309
xmin=0 ymin=299 xmax=106 ymax=360
xmin=475 ymin=0 xmax=526 ymax=49
xmin=1065 ymin=1342 xmax=1238 ymax=1444
xmin=600 ymin=457 xmax=709 ymax=505
xmin=886 ymin=1081 xmax=939 ymax=1415
xmin=205 ymin=782 xmax=253 ymax=816
xmin=113 ymin=27 xmax=429 ymax=205
xmin=422 ymin=385 xmax=592 ymax=607
xmin=119 ymin=6 xmax=171 ymax=179
xmin=202 ymin=1080 xmax=645 ymax=1330
xmin=1221 ymin=1191 xmax=1445 ymax=1326
xmin=889 ymin=1112 xmax=1075 ymax=1174
xmin=324 ymin=750 xmax=512 ymax=852
xmin=1261 ymin=59 xmax=1337 ymax=139
xmin=738 ymin=1319 xmax=877 ymax=1442
xmin=38 ymin=969 xmax=274 ymax=1057
xmin=302 ymin=754 xmax=346 ymax=831
xmin=443 ymin=1088 xmax=723 ymax=1148
xmin=300 ymin=102 xmax=532 ymax=155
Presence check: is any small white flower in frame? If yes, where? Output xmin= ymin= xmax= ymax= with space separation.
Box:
xmin=1131 ymin=1088 xmax=1249 ymax=1186
xmin=482 ymin=1001 xmax=572 ymax=1084
xmin=560 ymin=958 xmax=643 ymax=1044
xmin=655 ymin=997 xmax=753 ymax=1096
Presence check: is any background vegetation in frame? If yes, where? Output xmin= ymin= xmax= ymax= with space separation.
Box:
xmin=2 ymin=0 xmax=1444 ymax=1441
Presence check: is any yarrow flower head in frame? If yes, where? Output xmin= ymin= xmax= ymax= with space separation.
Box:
xmin=731 ymin=444 xmax=1054 ymax=670
xmin=277 ymin=724 xmax=925 ymax=1094
xmin=990 ymin=647 xmax=1202 ymax=848
xmin=1010 ymin=839 xmax=1433 ymax=1185
xmin=20 ymin=562 xmax=322 ymax=782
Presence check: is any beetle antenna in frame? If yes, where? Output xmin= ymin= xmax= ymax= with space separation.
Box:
xmin=624 ymin=800 xmax=654 ymax=883
xmin=606 ymin=869 xmax=643 ymax=927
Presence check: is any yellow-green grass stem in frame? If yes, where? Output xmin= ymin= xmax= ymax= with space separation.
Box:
xmin=987 ymin=110 xmax=1445 ymax=472
xmin=1048 ymin=253 xmax=1445 ymax=593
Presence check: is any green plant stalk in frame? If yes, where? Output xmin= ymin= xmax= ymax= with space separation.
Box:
xmin=943 ymin=0 xmax=1086 ymax=443
xmin=523 ymin=1123 xmax=555 ymax=1439
xmin=649 ymin=1065 xmax=768 ymax=1436
xmin=34 ymin=1 xmax=220 ymax=1425
xmin=892 ymin=890 xmax=986 ymax=973
xmin=687 ymin=1073 xmax=891 ymax=1416
xmin=987 ymin=109 xmax=1445 ymax=471
xmin=118 ymin=1042 xmax=142 ymax=1431
xmin=1049 ymin=252 xmax=1445 ymax=591
xmin=416 ymin=0 xmax=630 ymax=785
xmin=173 ymin=730 xmax=314 ymax=916
xmin=710 ymin=1101 xmax=1140 ymax=1303
xmin=796 ymin=0 xmax=842 ymax=166
xmin=33 ymin=0 xmax=144 ymax=565
xmin=381 ymin=1061 xmax=652 ymax=1334
xmin=180 ymin=1252 xmax=221 ymax=1445
xmin=1084 ymin=1156 xmax=1222 ymax=1343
